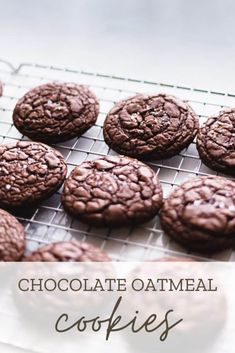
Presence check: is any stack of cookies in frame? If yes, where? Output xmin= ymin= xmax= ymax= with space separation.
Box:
xmin=0 ymin=79 xmax=235 ymax=261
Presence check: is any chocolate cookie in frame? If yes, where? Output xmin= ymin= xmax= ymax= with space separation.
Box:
xmin=0 ymin=209 xmax=25 ymax=261
xmin=197 ymin=109 xmax=235 ymax=174
xmin=103 ymin=93 xmax=199 ymax=159
xmin=62 ymin=155 xmax=163 ymax=227
xmin=13 ymin=82 xmax=99 ymax=143
xmin=0 ymin=141 xmax=67 ymax=208
xmin=160 ymin=175 xmax=235 ymax=253
xmin=24 ymin=240 xmax=110 ymax=261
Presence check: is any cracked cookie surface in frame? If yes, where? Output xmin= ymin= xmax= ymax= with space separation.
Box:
xmin=0 ymin=209 xmax=25 ymax=261
xmin=62 ymin=155 xmax=163 ymax=227
xmin=103 ymin=93 xmax=199 ymax=159
xmin=24 ymin=240 xmax=110 ymax=262
xmin=197 ymin=109 xmax=235 ymax=174
xmin=13 ymin=82 xmax=99 ymax=143
xmin=0 ymin=141 xmax=67 ymax=207
xmin=160 ymin=175 xmax=235 ymax=253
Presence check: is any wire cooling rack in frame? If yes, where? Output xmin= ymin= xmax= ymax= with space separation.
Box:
xmin=0 ymin=59 xmax=235 ymax=262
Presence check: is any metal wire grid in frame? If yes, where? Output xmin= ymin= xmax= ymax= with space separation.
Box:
xmin=0 ymin=59 xmax=235 ymax=262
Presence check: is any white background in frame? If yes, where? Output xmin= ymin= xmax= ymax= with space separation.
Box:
xmin=0 ymin=0 xmax=235 ymax=92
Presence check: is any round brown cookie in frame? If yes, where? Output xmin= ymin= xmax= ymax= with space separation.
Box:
xmin=160 ymin=175 xmax=235 ymax=253
xmin=24 ymin=240 xmax=110 ymax=262
xmin=103 ymin=93 xmax=199 ymax=159
xmin=197 ymin=109 xmax=235 ymax=175
xmin=13 ymin=82 xmax=99 ymax=143
xmin=0 ymin=81 xmax=3 ymax=97
xmin=62 ymin=155 xmax=163 ymax=227
xmin=0 ymin=209 xmax=25 ymax=261
xmin=0 ymin=141 xmax=67 ymax=208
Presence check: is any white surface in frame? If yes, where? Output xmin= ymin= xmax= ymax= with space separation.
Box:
xmin=0 ymin=0 xmax=235 ymax=92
